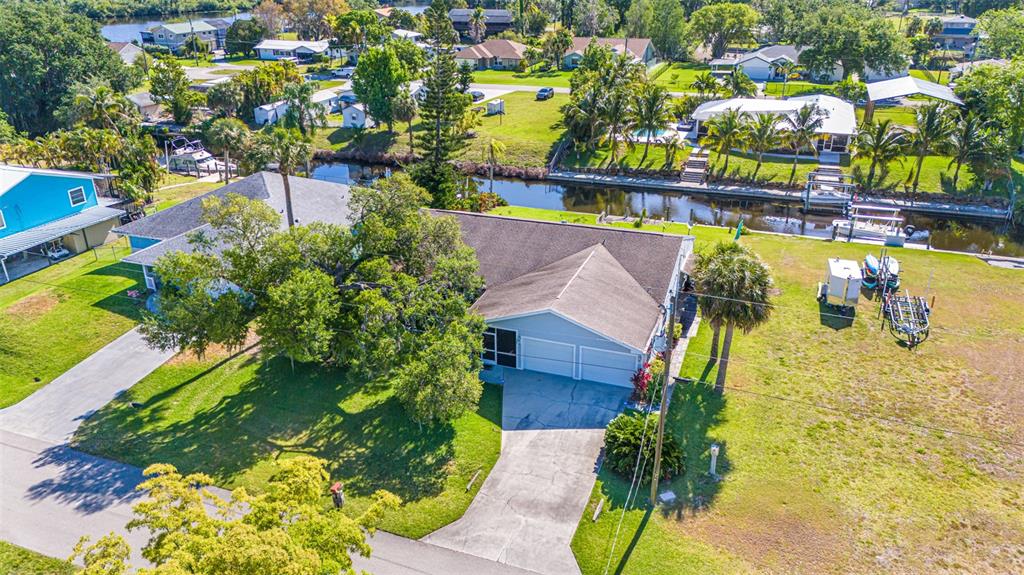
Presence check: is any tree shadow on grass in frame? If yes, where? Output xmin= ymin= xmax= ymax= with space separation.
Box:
xmin=74 ymin=355 xmax=464 ymax=504
xmin=83 ymin=263 xmax=147 ymax=321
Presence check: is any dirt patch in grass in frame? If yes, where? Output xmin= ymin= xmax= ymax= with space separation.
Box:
xmin=166 ymin=331 xmax=261 ymax=366
xmin=4 ymin=290 xmax=64 ymax=320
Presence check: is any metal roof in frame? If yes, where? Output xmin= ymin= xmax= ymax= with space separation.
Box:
xmin=866 ymin=76 xmax=963 ymax=105
xmin=692 ymin=94 xmax=858 ymax=136
xmin=0 ymin=204 xmax=124 ymax=258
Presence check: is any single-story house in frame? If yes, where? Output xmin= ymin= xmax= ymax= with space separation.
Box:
xmin=341 ymin=103 xmax=373 ymax=129
xmin=949 ymin=58 xmax=1007 ymax=81
xmin=0 ymin=166 xmax=123 ymax=284
xmin=710 ymin=44 xmax=907 ymax=83
xmin=449 ymin=9 xmax=514 ymax=37
xmin=114 ymin=173 xmax=352 ymax=289
xmin=127 ymin=92 xmax=161 ymax=121
xmin=392 ymin=29 xmax=423 ymax=42
xmin=254 ymin=39 xmax=342 ymax=62
xmin=564 ymin=37 xmax=656 ymax=69
xmin=690 ymin=94 xmax=857 ymax=154
xmin=442 ymin=211 xmax=693 ymax=387
xmin=140 ymin=21 xmax=219 ymax=53
xmin=107 ymin=41 xmax=144 ymax=65
xmin=253 ymin=87 xmax=342 ymax=126
xmin=455 ymin=39 xmax=528 ymax=70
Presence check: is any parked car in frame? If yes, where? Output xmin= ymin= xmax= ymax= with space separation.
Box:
xmin=468 ymin=90 xmax=485 ymax=102
xmin=340 ymin=92 xmax=358 ymax=105
xmin=332 ymin=67 xmax=356 ymax=79
xmin=536 ymin=87 xmax=554 ymax=100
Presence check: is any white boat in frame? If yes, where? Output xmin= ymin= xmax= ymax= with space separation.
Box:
xmin=833 ymin=204 xmax=906 ymax=245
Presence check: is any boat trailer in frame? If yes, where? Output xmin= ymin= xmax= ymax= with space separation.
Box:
xmin=881 ymin=291 xmax=931 ymax=348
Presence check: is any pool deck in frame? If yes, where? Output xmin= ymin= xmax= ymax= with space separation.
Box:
xmin=545 ymin=170 xmax=1011 ymax=221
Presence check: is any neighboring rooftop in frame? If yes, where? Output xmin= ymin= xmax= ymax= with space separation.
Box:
xmin=866 ymin=76 xmax=963 ymax=105
xmin=254 ymin=39 xmax=332 ymax=52
xmin=568 ymin=37 xmax=653 ymax=61
xmin=455 ymin=39 xmax=528 ymax=61
xmin=448 ymin=8 xmax=513 ymax=23
xmin=0 ymin=165 xmax=106 ymax=196
xmin=710 ymin=44 xmax=802 ymax=66
xmin=152 ymin=21 xmax=216 ymax=34
xmin=114 ymin=172 xmax=351 ymax=242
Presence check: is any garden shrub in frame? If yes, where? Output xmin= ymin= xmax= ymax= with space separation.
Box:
xmin=603 ymin=412 xmax=685 ymax=480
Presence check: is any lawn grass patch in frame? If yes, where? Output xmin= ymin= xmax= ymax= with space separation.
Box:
xmin=562 ymin=143 xmax=691 ymax=171
xmin=708 ymin=150 xmax=820 ymax=187
xmin=149 ymin=173 xmax=224 ymax=212
xmin=472 ymin=68 xmax=574 ymax=88
xmin=0 ymin=244 xmax=144 ymax=408
xmin=763 ymin=80 xmax=835 ymax=97
xmin=651 ymin=62 xmax=712 ymax=92
xmin=314 ymin=91 xmax=568 ymax=168
xmin=856 ymin=105 xmax=918 ymax=127
xmin=0 ymin=541 xmax=76 ymax=574
xmin=909 ymin=68 xmax=951 ymax=85
xmin=850 ymin=155 xmax=1024 ymax=196
xmin=73 ymin=348 xmax=503 ymax=539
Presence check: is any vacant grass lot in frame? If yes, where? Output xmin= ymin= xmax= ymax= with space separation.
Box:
xmin=489 ymin=206 xmax=1024 ymax=574
xmin=763 ymin=80 xmax=835 ymax=97
xmin=472 ymin=68 xmax=573 ymax=88
xmin=651 ymin=62 xmax=711 ymax=92
xmin=0 ymin=541 xmax=75 ymax=575
xmin=314 ymin=91 xmax=567 ymax=168
xmin=850 ymin=155 xmax=1024 ymax=196
xmin=73 ymin=347 xmax=503 ymax=539
xmin=0 ymin=245 xmax=144 ymax=408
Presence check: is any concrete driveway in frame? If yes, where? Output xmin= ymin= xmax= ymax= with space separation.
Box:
xmin=424 ymin=369 xmax=629 ymax=575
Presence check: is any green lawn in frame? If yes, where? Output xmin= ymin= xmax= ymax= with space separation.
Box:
xmin=472 ymin=208 xmax=1024 ymax=574
xmin=850 ymin=155 xmax=1024 ymax=196
xmin=563 ymin=143 xmax=691 ymax=171
xmin=472 ymin=68 xmax=574 ymax=88
xmin=857 ymin=105 xmax=918 ymax=127
xmin=314 ymin=91 xmax=568 ymax=168
xmin=221 ymin=56 xmax=266 ymax=66
xmin=651 ymin=62 xmax=712 ymax=92
xmin=149 ymin=173 xmax=224 ymax=212
xmin=0 ymin=245 xmax=144 ymax=408
xmin=73 ymin=348 xmax=503 ymax=539
xmin=909 ymin=68 xmax=951 ymax=85
xmin=763 ymin=80 xmax=835 ymax=98
xmin=708 ymin=150 xmax=822 ymax=187
xmin=0 ymin=541 xmax=75 ymax=574
xmin=487 ymin=206 xmax=733 ymax=244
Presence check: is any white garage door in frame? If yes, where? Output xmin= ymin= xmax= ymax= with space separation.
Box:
xmin=579 ymin=347 xmax=637 ymax=387
xmin=521 ymin=337 xmax=575 ymax=379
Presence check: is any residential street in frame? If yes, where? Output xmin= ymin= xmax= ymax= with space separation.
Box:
xmin=425 ymin=371 xmax=629 ymax=575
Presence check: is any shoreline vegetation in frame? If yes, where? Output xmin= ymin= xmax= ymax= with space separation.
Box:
xmin=71 ymin=0 xmax=256 ymax=20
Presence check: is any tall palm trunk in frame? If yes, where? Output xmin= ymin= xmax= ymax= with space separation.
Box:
xmin=753 ymin=152 xmax=764 ymax=180
xmin=282 ymin=172 xmax=295 ymax=228
xmin=714 ymin=322 xmax=735 ymax=394
xmin=789 ymin=146 xmax=800 ymax=185
xmin=866 ymin=160 xmax=878 ymax=192
xmin=640 ymin=133 xmax=651 ymax=165
xmin=912 ymin=153 xmax=926 ymax=192
xmin=709 ymin=321 xmax=722 ymax=362
xmin=223 ymin=149 xmax=230 ymax=183
xmin=952 ymin=160 xmax=962 ymax=190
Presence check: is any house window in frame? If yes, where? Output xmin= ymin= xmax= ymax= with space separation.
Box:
xmin=68 ymin=186 xmax=87 ymax=206
xmin=0 ymin=209 xmax=6 ymax=230
xmin=483 ymin=327 xmax=517 ymax=367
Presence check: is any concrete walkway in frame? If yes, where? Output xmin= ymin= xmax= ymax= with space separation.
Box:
xmin=0 ymin=328 xmax=538 ymax=574
xmin=425 ymin=371 xmax=629 ymax=575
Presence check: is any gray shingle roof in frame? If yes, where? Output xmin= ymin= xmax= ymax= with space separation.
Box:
xmin=448 ymin=8 xmax=513 ymax=23
xmin=114 ymin=172 xmax=352 ymax=240
xmin=436 ymin=211 xmax=691 ymax=348
xmin=471 ymin=243 xmax=661 ymax=351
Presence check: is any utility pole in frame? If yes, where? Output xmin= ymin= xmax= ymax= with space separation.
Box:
xmin=649 ymin=285 xmax=678 ymax=504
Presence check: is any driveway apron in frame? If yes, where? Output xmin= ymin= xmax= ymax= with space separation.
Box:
xmin=424 ymin=369 xmax=628 ymax=575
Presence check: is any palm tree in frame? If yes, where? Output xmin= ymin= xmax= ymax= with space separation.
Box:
xmin=701 ymin=108 xmax=749 ymax=177
xmin=69 ymin=83 xmax=133 ymax=136
xmin=599 ymin=88 xmax=635 ymax=166
xmin=726 ymin=70 xmax=757 ymax=98
xmin=663 ymin=134 xmax=683 ymax=171
xmin=853 ymin=119 xmax=906 ymax=192
xmin=630 ymin=83 xmax=671 ymax=166
xmin=946 ymin=112 xmax=989 ymax=191
xmin=207 ymin=118 xmax=249 ymax=182
xmin=771 ymin=61 xmax=802 ymax=97
xmin=482 ymin=138 xmax=506 ymax=193
xmin=264 ymin=128 xmax=313 ymax=229
xmin=469 ymin=7 xmax=487 ymax=43
xmin=746 ymin=113 xmax=784 ymax=180
xmin=696 ymin=242 xmax=774 ymax=393
xmin=562 ymin=87 xmax=606 ymax=151
xmin=393 ymin=89 xmax=418 ymax=155
xmin=282 ymin=82 xmax=326 ymax=137
xmin=783 ymin=103 xmax=825 ymax=186
xmin=690 ymin=72 xmax=720 ymax=99
xmin=695 ymin=241 xmax=744 ymax=362
xmin=907 ymin=103 xmax=953 ymax=193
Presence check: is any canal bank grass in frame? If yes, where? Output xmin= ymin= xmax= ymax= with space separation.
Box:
xmin=0 ymin=243 xmax=145 ymax=408
xmin=491 ymin=205 xmax=1024 ymax=574
xmin=72 ymin=346 xmax=504 ymax=540
xmin=313 ymin=91 xmax=567 ymax=168
xmin=0 ymin=541 xmax=75 ymax=574
xmin=708 ymin=150 xmax=821 ymax=187
xmin=562 ymin=143 xmax=692 ymax=171
xmin=849 ymin=155 xmax=1024 ymax=197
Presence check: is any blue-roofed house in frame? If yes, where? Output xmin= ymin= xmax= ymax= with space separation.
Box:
xmin=0 ymin=166 xmax=125 ymax=284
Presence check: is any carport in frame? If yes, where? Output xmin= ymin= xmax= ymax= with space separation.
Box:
xmin=863 ymin=76 xmax=963 ymax=123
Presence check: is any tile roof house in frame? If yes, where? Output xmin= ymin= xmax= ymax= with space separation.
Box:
xmin=448 ymin=9 xmax=514 ymax=37
xmin=455 ymin=39 xmax=528 ymax=70
xmin=564 ymin=37 xmax=656 ymax=69
xmin=440 ymin=211 xmax=693 ymax=387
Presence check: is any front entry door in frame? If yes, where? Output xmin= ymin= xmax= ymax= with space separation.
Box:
xmin=483 ymin=327 xmax=517 ymax=368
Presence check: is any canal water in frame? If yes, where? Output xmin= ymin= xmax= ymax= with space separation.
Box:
xmin=311 ymin=162 xmax=1024 ymax=257
xmin=100 ymin=11 xmax=251 ymax=43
